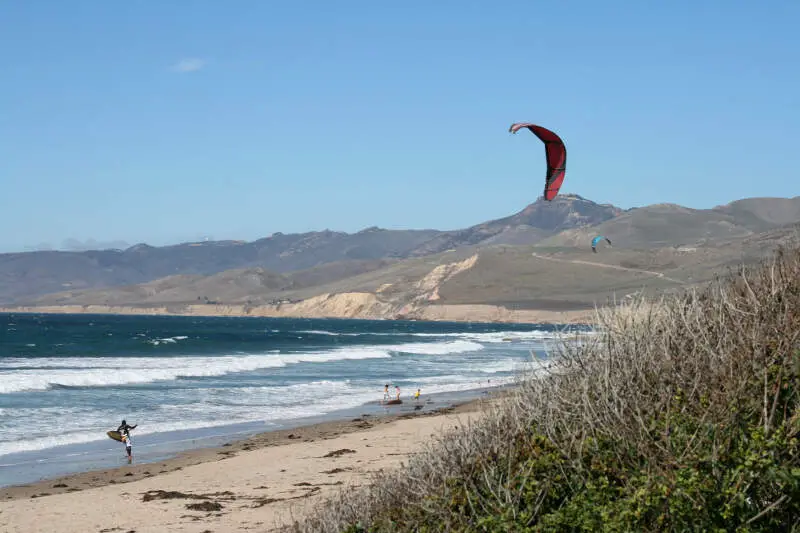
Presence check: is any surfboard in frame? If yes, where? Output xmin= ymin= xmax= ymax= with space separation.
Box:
xmin=107 ymin=430 xmax=124 ymax=442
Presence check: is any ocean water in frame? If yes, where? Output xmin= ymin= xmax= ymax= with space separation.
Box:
xmin=0 ymin=313 xmax=589 ymax=486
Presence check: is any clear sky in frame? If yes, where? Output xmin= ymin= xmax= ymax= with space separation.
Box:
xmin=1 ymin=1 xmax=798 ymax=252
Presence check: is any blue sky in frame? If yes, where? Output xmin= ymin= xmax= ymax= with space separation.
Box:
xmin=1 ymin=1 xmax=798 ymax=252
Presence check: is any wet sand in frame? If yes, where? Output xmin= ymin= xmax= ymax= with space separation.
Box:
xmin=0 ymin=396 xmax=493 ymax=532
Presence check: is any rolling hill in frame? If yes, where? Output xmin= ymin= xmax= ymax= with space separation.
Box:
xmin=534 ymin=197 xmax=800 ymax=250
xmin=2 ymin=195 xmax=799 ymax=319
xmin=0 ymin=194 xmax=621 ymax=304
xmin=9 ymin=219 xmax=798 ymax=323
xmin=712 ymin=196 xmax=800 ymax=229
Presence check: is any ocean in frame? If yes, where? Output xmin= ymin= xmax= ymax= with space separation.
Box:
xmin=0 ymin=313 xmax=588 ymax=487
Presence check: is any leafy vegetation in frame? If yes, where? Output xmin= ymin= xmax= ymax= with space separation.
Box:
xmin=287 ymin=242 xmax=800 ymax=532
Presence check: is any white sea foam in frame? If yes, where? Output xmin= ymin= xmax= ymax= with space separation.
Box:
xmin=381 ymin=340 xmax=484 ymax=355
xmin=147 ymin=335 xmax=190 ymax=345
xmin=0 ymin=349 xmax=391 ymax=394
xmin=0 ymin=379 xmax=461 ymax=457
xmin=0 ymin=339 xmax=486 ymax=394
xmin=0 ymin=374 xmax=521 ymax=458
xmin=291 ymin=328 xmax=591 ymax=344
xmin=0 ymin=323 xmax=575 ymax=461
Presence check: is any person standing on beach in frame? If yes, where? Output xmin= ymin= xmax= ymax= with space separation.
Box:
xmin=122 ymin=432 xmax=133 ymax=462
xmin=395 ymin=385 xmax=401 ymax=401
xmin=117 ymin=419 xmax=137 ymax=461
xmin=383 ymin=384 xmax=390 ymax=401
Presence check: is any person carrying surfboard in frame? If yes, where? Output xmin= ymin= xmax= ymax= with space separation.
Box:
xmin=117 ymin=419 xmax=137 ymax=435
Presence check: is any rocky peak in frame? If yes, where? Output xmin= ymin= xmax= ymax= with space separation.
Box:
xmin=503 ymin=195 xmax=623 ymax=232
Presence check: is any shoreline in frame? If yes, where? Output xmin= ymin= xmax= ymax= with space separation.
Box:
xmin=0 ymin=302 xmax=595 ymax=325
xmin=0 ymin=386 xmax=507 ymax=500
xmin=0 ymin=393 xmax=499 ymax=533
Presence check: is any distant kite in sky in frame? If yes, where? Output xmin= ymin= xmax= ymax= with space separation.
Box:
xmin=509 ymin=123 xmax=567 ymax=201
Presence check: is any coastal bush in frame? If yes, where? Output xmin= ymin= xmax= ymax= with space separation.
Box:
xmin=287 ymin=243 xmax=800 ymax=532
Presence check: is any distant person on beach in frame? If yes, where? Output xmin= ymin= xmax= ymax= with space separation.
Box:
xmin=395 ymin=385 xmax=401 ymax=401
xmin=122 ymin=432 xmax=133 ymax=461
xmin=413 ymin=388 xmax=421 ymax=401
xmin=383 ymin=384 xmax=390 ymax=401
xmin=117 ymin=419 xmax=137 ymax=461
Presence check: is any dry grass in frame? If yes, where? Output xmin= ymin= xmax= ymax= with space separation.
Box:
xmin=286 ymin=241 xmax=800 ymax=532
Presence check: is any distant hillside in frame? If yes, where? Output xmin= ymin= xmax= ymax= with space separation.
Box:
xmin=711 ymin=196 xmax=800 ymax=230
xmin=23 ymin=258 xmax=397 ymax=308
xmin=408 ymin=194 xmax=622 ymax=255
xmin=0 ymin=194 xmax=621 ymax=304
xmin=3 ymin=195 xmax=799 ymax=306
xmin=536 ymin=197 xmax=800 ymax=250
xmin=13 ymin=222 xmax=796 ymax=323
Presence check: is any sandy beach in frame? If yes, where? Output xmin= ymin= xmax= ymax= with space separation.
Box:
xmin=0 ymin=398 xmax=490 ymax=533
xmin=0 ymin=303 xmax=595 ymax=326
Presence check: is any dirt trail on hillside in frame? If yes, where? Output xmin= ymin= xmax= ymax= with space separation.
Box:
xmin=530 ymin=253 xmax=685 ymax=284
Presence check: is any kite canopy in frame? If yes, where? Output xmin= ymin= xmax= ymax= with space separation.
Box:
xmin=591 ymin=235 xmax=612 ymax=253
xmin=509 ymin=122 xmax=567 ymax=201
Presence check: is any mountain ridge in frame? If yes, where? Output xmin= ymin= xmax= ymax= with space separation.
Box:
xmin=7 ymin=220 xmax=799 ymax=325
xmin=2 ymin=194 xmax=798 ymax=306
xmin=0 ymin=194 xmax=620 ymax=304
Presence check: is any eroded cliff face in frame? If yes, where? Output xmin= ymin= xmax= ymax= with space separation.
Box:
xmin=0 ymin=253 xmax=593 ymax=324
xmin=269 ymin=292 xmax=394 ymax=319
xmin=412 ymin=254 xmax=478 ymax=303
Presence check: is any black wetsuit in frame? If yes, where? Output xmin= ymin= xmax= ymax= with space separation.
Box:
xmin=118 ymin=422 xmax=137 ymax=457
xmin=117 ymin=422 xmax=137 ymax=438
xmin=117 ymin=422 xmax=139 ymax=447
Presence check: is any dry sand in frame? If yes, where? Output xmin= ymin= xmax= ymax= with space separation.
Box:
xmin=0 ymin=399 xmax=490 ymax=533
xmin=0 ymin=302 xmax=595 ymax=325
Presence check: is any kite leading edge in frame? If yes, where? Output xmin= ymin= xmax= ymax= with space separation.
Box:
xmin=509 ymin=123 xmax=567 ymax=201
